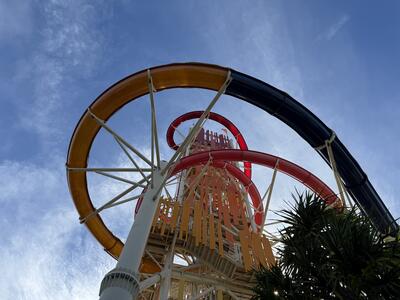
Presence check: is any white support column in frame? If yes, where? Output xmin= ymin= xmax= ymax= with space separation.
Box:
xmin=158 ymin=245 xmax=174 ymax=299
xmin=189 ymin=287 xmax=214 ymax=300
xmin=139 ymin=271 xmax=165 ymax=291
xmin=99 ymin=162 xmax=167 ymax=300
xmin=260 ymin=163 xmax=278 ymax=233
xmin=158 ymin=228 xmax=179 ymax=299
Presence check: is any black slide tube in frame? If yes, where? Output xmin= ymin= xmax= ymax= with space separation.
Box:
xmin=226 ymin=70 xmax=398 ymax=235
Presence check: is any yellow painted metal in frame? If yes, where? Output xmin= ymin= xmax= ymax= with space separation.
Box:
xmin=179 ymin=198 xmax=191 ymax=240
xmin=239 ymin=229 xmax=251 ymax=271
xmin=239 ymin=201 xmax=247 ymax=226
xmin=177 ymin=279 xmax=185 ymax=300
xmin=217 ymin=289 xmax=223 ymax=300
xmin=160 ymin=199 xmax=168 ymax=236
xmin=209 ymin=213 xmax=216 ymax=250
xmin=252 ymin=232 xmax=267 ymax=268
xmin=228 ymin=184 xmax=239 ymax=225
xmin=193 ymin=200 xmax=201 ymax=246
xmin=151 ymin=198 xmax=162 ymax=231
xmin=170 ymin=201 xmax=180 ymax=232
xmin=262 ymin=235 xmax=276 ymax=267
xmin=218 ymin=221 xmax=224 ymax=256
xmin=202 ymin=214 xmax=208 ymax=246
xmin=67 ymin=63 xmax=228 ymax=261
xmin=222 ymin=200 xmax=234 ymax=244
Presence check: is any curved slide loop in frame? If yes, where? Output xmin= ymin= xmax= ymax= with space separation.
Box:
xmin=172 ymin=149 xmax=339 ymax=213
xmin=67 ymin=62 xmax=396 ymax=260
xmin=138 ymin=111 xmax=255 ymax=225
xmin=226 ymin=71 xmax=397 ymax=234
xmin=166 ymin=111 xmax=252 ymax=178
xmin=137 ymin=149 xmax=340 ymax=230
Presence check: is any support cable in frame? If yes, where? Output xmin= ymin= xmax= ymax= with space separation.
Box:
xmin=80 ymin=175 xmax=150 ymax=223
xmin=67 ymin=167 xmax=152 ymax=173
xmin=260 ymin=160 xmax=279 ymax=233
xmin=189 ymin=287 xmax=215 ymax=300
xmin=162 ymin=71 xmax=232 ymax=175
xmin=315 ymin=132 xmax=349 ymax=208
xmin=145 ymin=250 xmax=163 ymax=270
xmin=105 ymin=193 xmax=145 ymax=209
xmin=88 ymin=109 xmax=154 ymax=167
xmin=114 ymin=137 xmax=150 ymax=184
xmin=95 ymin=171 xmax=146 ymax=187
xmin=148 ymin=70 xmax=161 ymax=169
xmin=172 ymin=125 xmax=186 ymax=139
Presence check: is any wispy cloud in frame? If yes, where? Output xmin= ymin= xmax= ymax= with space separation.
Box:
xmin=0 ymin=156 xmax=117 ymax=299
xmin=0 ymin=140 xmax=157 ymax=298
xmin=18 ymin=0 xmax=102 ymax=141
xmin=3 ymin=1 xmax=398 ymax=299
xmin=0 ymin=206 xmax=113 ymax=300
xmin=319 ymin=14 xmax=350 ymax=41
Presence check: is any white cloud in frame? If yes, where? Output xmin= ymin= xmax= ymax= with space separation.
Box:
xmin=4 ymin=1 xmax=396 ymax=299
xmin=319 ymin=14 xmax=350 ymax=41
xmin=0 ymin=123 xmax=156 ymax=299
xmin=0 ymin=157 xmax=115 ymax=299
xmin=18 ymin=0 xmax=102 ymax=141
xmin=0 ymin=207 xmax=113 ymax=300
xmin=0 ymin=147 xmax=156 ymax=299
xmin=200 ymin=1 xmax=304 ymax=100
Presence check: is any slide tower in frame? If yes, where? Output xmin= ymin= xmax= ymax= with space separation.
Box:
xmin=66 ymin=63 xmax=397 ymax=299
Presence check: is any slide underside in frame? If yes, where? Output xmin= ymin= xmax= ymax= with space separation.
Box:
xmin=226 ymin=69 xmax=398 ymax=235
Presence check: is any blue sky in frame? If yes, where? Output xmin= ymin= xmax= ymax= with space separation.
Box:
xmin=1 ymin=1 xmax=399 ymax=299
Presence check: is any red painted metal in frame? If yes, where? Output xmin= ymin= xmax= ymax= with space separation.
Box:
xmin=172 ymin=160 xmax=263 ymax=227
xmin=167 ymin=111 xmax=252 ymax=178
xmin=172 ymin=149 xmax=339 ymax=210
xmin=138 ymin=113 xmax=339 ymax=231
xmin=158 ymin=161 xmax=262 ymax=227
xmin=136 ymin=160 xmax=263 ymax=227
xmin=136 ymin=149 xmax=338 ymax=228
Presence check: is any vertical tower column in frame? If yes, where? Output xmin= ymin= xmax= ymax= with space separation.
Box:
xmin=99 ymin=162 xmax=167 ymax=300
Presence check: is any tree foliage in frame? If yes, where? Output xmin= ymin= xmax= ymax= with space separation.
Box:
xmin=252 ymin=192 xmax=400 ymax=300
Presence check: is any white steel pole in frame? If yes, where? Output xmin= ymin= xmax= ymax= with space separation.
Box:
xmin=99 ymin=162 xmax=167 ymax=300
xmin=158 ymin=228 xmax=179 ymax=299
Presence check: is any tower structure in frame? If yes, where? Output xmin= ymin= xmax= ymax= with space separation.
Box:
xmin=99 ymin=113 xmax=282 ymax=299
xmin=137 ymin=122 xmax=276 ymax=299
xmin=66 ymin=63 xmax=397 ymax=300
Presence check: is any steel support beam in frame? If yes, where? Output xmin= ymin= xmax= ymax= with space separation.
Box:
xmin=99 ymin=162 xmax=167 ymax=300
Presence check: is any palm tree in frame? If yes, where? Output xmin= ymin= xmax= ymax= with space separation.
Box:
xmin=252 ymin=192 xmax=400 ymax=300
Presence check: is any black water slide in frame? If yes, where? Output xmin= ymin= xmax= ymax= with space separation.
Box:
xmin=226 ymin=70 xmax=398 ymax=235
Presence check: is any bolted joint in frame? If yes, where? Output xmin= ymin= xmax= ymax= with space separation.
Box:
xmin=99 ymin=267 xmax=139 ymax=298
